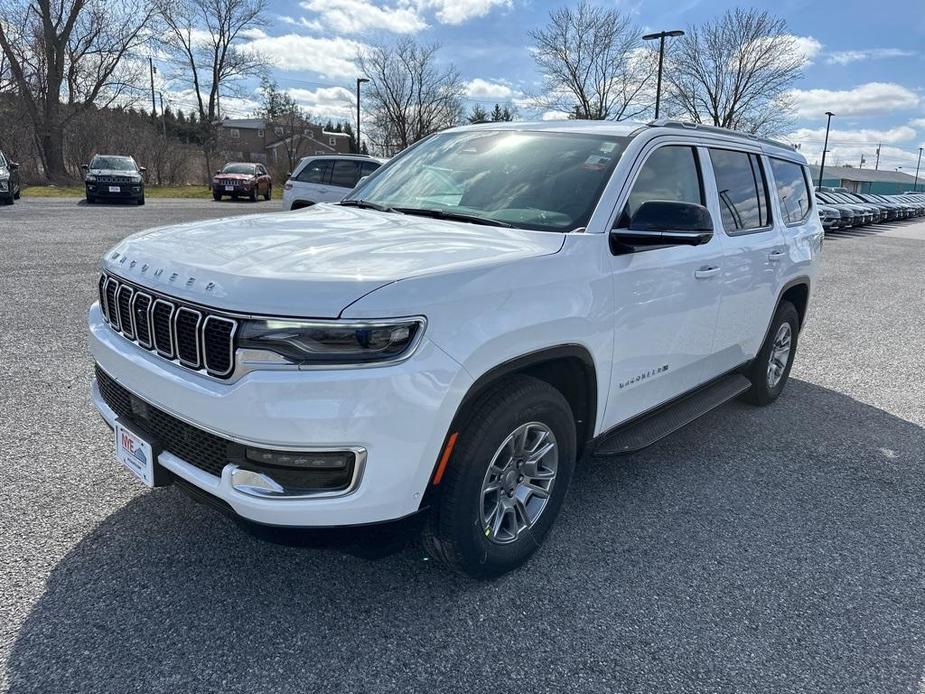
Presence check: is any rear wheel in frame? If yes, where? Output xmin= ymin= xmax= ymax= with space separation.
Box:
xmin=264 ymin=186 xmax=272 ymax=201
xmin=422 ymin=375 xmax=576 ymax=579
xmin=741 ymin=301 xmax=799 ymax=406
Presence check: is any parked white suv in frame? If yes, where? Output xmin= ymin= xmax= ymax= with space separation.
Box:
xmin=89 ymin=120 xmax=822 ymax=577
xmin=282 ymin=154 xmax=383 ymax=210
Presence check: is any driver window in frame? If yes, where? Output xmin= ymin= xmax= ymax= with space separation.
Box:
xmin=619 ymin=146 xmax=703 ymax=226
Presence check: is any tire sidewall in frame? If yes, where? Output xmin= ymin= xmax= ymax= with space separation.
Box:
xmin=442 ymin=383 xmax=576 ymax=576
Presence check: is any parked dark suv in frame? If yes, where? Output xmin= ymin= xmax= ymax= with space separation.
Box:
xmin=0 ymin=150 xmax=22 ymax=205
xmin=84 ymin=155 xmax=146 ymax=205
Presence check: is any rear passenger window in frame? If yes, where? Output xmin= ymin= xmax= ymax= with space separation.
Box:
xmin=360 ymin=161 xmax=380 ymax=177
xmin=770 ymin=159 xmax=812 ymax=224
xmin=709 ymin=149 xmax=771 ymax=232
xmin=621 ymin=146 xmax=703 ymax=223
xmin=296 ymin=160 xmax=331 ymax=184
xmin=330 ymin=161 xmax=361 ymax=188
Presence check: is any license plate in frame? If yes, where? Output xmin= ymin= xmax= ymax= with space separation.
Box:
xmin=109 ymin=186 xmax=120 ymax=193
xmin=225 ymin=185 xmax=234 ymax=192
xmin=115 ymin=421 xmax=155 ymax=487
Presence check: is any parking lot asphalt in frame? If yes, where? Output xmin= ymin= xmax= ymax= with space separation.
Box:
xmin=2 ymin=197 xmax=925 ymax=693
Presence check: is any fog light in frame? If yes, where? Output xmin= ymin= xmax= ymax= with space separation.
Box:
xmin=245 ymin=448 xmax=351 ymax=470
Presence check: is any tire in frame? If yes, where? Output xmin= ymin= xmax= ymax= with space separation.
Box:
xmin=249 ymin=188 xmax=258 ymax=202
xmin=13 ymin=186 xmax=20 ymax=200
xmin=213 ymin=192 xmax=222 ymax=201
xmin=264 ymin=186 xmax=271 ymax=201
xmin=136 ymin=195 xmax=145 ymax=206
xmin=86 ymin=196 xmax=95 ymax=204
xmin=741 ymin=301 xmax=800 ymax=406
xmin=422 ymin=375 xmax=577 ymax=579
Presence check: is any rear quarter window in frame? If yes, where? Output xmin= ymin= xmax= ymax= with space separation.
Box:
xmin=769 ymin=159 xmax=812 ymax=224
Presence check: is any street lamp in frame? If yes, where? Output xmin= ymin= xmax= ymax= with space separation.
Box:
xmin=817 ymin=111 xmax=835 ymax=190
xmin=356 ymin=77 xmax=369 ymax=154
xmin=915 ymin=147 xmax=923 ymax=192
xmin=642 ymin=29 xmax=684 ymax=119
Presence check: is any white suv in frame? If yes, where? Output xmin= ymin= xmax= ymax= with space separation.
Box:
xmin=89 ymin=120 xmax=822 ymax=578
xmin=282 ymin=154 xmax=383 ymax=210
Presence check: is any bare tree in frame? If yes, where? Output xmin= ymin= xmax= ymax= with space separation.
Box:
xmin=358 ymin=38 xmax=464 ymax=155
xmin=530 ymin=2 xmax=653 ymax=120
xmin=253 ymin=78 xmax=314 ymax=178
xmin=157 ymin=0 xmax=268 ymax=175
xmin=664 ymin=9 xmax=803 ymax=136
xmin=0 ymin=0 xmax=155 ymax=181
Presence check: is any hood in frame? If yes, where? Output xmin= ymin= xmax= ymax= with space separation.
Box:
xmin=215 ymin=173 xmax=257 ymax=180
xmin=102 ymin=203 xmax=565 ymax=318
xmin=89 ymin=168 xmax=140 ymax=177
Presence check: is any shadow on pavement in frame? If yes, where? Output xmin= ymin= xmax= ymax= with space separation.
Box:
xmin=7 ymin=379 xmax=925 ymax=693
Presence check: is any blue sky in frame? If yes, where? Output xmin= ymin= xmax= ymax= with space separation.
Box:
xmin=182 ymin=0 xmax=925 ymax=170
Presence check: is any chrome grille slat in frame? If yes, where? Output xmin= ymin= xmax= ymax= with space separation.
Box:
xmin=116 ymin=285 xmax=135 ymax=339
xmin=98 ymin=273 xmax=237 ymax=379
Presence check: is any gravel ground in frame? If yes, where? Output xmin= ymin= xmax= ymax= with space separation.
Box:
xmin=2 ymin=198 xmax=925 ymax=693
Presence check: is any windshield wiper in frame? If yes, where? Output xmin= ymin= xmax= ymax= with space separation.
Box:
xmin=338 ymin=199 xmax=400 ymax=213
xmin=393 ymin=207 xmax=514 ymax=228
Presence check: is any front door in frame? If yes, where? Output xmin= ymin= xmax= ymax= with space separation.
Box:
xmin=603 ymin=143 xmax=726 ymax=428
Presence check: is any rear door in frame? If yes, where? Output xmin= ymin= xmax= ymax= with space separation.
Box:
xmin=328 ymin=160 xmax=363 ymax=200
xmin=708 ymin=148 xmax=787 ymax=368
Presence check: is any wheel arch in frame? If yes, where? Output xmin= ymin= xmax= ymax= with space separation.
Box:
xmin=421 ymin=344 xmax=599 ymax=509
xmin=755 ymin=277 xmax=811 ymax=359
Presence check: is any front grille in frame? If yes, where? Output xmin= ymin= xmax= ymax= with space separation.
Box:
xmin=96 ymin=175 xmax=135 ymax=183
xmin=96 ymin=365 xmax=238 ymax=476
xmin=99 ymin=272 xmax=237 ymax=378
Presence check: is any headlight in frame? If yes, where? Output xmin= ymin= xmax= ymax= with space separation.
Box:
xmin=237 ymin=318 xmax=425 ymax=365
xmin=86 ymin=175 xmax=97 ymax=182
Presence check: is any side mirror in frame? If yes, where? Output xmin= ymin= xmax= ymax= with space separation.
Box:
xmin=138 ymin=166 xmax=146 ymax=173
xmin=215 ymin=170 xmax=222 ymax=175
xmin=9 ymin=162 xmax=19 ymax=170
xmin=82 ymin=164 xmax=89 ymax=170
xmin=613 ymin=200 xmax=713 ymax=247
xmin=286 ymin=171 xmax=291 ymax=178
xmin=356 ymin=175 xmax=369 ymax=187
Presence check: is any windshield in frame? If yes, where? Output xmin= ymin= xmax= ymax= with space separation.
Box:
xmin=91 ymin=156 xmax=136 ymax=171
xmin=222 ymin=163 xmax=257 ymax=175
xmin=346 ymin=130 xmax=629 ymax=231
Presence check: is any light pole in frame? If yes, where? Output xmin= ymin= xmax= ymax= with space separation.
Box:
xmin=356 ymin=77 xmax=369 ymax=154
xmin=915 ymin=147 xmax=923 ymax=192
xmin=817 ymin=111 xmax=835 ymax=190
xmin=642 ymin=29 xmax=684 ymax=119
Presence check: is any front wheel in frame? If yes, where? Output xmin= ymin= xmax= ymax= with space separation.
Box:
xmin=422 ymin=375 xmax=576 ymax=579
xmin=136 ymin=195 xmax=145 ymax=206
xmin=264 ymin=186 xmax=272 ymax=201
xmin=741 ymin=301 xmax=799 ymax=406
xmin=249 ymin=188 xmax=258 ymax=202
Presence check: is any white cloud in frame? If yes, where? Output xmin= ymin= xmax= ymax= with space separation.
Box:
xmin=465 ymin=78 xmax=514 ymax=100
xmin=787 ymin=125 xmax=917 ymax=146
xmin=788 ymin=82 xmax=920 ymax=118
xmin=241 ymin=31 xmax=365 ymax=78
xmin=826 ymin=48 xmax=916 ymax=66
xmin=298 ymin=0 xmax=426 ymax=34
xmin=910 ymin=118 xmax=925 ymax=129
xmin=286 ymin=86 xmax=356 ymax=121
xmin=416 ymin=0 xmax=511 ymax=24
xmin=788 ymin=35 xmax=823 ymax=65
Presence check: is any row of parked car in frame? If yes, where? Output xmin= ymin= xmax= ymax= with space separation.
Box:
xmin=816 ymin=188 xmax=925 ymax=230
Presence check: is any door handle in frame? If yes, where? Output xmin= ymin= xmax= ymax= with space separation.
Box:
xmin=768 ymin=250 xmax=786 ymax=262
xmin=694 ymin=266 xmax=721 ymax=279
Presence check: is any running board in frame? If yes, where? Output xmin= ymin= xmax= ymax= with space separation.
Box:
xmin=594 ymin=374 xmax=751 ymax=456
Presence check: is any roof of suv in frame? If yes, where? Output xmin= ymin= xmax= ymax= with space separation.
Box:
xmin=448 ymin=118 xmax=801 ymax=161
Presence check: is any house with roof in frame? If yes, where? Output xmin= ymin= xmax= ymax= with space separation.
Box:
xmin=809 ymin=165 xmax=921 ymax=195
xmin=217 ymin=118 xmax=351 ymax=167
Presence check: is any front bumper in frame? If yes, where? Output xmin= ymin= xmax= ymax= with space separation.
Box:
xmin=87 ymin=182 xmax=143 ymax=199
xmin=88 ymin=302 xmax=472 ymax=527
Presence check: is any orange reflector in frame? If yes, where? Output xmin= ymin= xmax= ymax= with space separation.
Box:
xmin=432 ymin=432 xmax=459 ymax=486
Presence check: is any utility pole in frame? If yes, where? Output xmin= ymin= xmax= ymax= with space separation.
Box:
xmin=159 ymin=92 xmax=167 ymax=137
xmin=642 ymin=30 xmax=684 ymax=120
xmin=915 ymin=147 xmax=923 ymax=192
xmin=817 ymin=111 xmax=835 ymax=190
xmin=148 ymin=58 xmax=157 ymax=117
xmin=874 ymin=143 xmax=881 ymax=171
xmin=356 ymin=77 xmax=369 ymax=153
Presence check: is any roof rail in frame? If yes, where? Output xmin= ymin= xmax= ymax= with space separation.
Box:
xmin=647 ymin=119 xmax=796 ymax=152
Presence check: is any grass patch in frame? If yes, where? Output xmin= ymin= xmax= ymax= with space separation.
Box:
xmin=23 ymin=185 xmax=212 ymax=199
